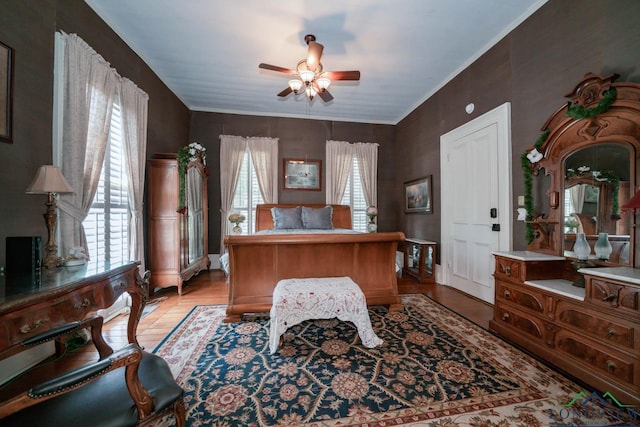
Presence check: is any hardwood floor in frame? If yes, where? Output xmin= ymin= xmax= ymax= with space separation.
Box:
xmin=6 ymin=269 xmax=494 ymax=392
xmin=109 ymin=269 xmax=495 ymax=353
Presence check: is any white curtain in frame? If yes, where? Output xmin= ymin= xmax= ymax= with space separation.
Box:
xmin=570 ymin=184 xmax=586 ymax=214
xmin=120 ymin=78 xmax=149 ymax=272
xmin=353 ymin=142 xmax=379 ymax=208
xmin=325 ymin=140 xmax=354 ymax=204
xmin=247 ymin=137 xmax=279 ymax=203
xmin=219 ymin=135 xmax=247 ymax=253
xmin=57 ymin=32 xmax=118 ymax=258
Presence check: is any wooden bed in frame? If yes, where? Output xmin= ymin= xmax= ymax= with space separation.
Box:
xmin=223 ymin=204 xmax=405 ymax=322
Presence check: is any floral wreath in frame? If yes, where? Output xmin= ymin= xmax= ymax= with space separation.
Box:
xmin=177 ymin=142 xmax=207 ymax=212
xmin=521 ymin=88 xmax=617 ymax=244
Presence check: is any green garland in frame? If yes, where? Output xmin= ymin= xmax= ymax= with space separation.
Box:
xmin=177 ymin=143 xmax=207 ymax=212
xmin=521 ymin=88 xmax=618 ymax=245
xmin=566 ymin=88 xmax=617 ymax=120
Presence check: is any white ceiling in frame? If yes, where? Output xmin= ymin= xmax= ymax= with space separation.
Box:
xmin=85 ymin=0 xmax=546 ymax=125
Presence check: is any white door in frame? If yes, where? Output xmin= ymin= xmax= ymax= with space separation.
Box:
xmin=440 ymin=103 xmax=512 ymax=304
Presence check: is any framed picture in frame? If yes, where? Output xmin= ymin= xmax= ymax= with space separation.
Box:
xmin=283 ymin=158 xmax=322 ymax=191
xmin=0 ymin=41 xmax=13 ymax=143
xmin=404 ymin=175 xmax=432 ymax=214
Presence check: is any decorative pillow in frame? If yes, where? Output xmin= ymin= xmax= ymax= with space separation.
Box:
xmin=301 ymin=206 xmax=333 ymax=229
xmin=271 ymin=206 xmax=303 ymax=229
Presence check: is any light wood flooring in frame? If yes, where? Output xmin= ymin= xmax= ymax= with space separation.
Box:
xmin=108 ymin=269 xmax=495 ymax=354
xmin=8 ymin=269 xmax=494 ymax=389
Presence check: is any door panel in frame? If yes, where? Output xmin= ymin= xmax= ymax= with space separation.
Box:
xmin=441 ymin=103 xmax=512 ymax=304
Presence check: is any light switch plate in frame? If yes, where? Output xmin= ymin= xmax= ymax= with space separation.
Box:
xmin=517 ymin=195 xmax=525 ymax=206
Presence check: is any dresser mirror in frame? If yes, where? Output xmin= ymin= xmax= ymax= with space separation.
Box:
xmin=563 ymin=143 xmax=632 ymax=265
xmin=526 ymin=73 xmax=640 ymax=268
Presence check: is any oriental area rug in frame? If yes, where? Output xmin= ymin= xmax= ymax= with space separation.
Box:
xmin=145 ymin=295 xmax=636 ymax=427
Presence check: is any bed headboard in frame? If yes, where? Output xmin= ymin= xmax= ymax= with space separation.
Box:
xmin=255 ymin=204 xmax=352 ymax=231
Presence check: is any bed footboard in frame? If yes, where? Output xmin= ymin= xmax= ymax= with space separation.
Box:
xmin=223 ymin=232 xmax=405 ymax=322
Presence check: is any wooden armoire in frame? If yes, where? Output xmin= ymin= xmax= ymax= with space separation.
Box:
xmin=147 ymin=153 xmax=209 ymax=295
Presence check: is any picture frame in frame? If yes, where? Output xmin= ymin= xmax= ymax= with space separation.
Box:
xmin=0 ymin=40 xmax=13 ymax=143
xmin=283 ymin=158 xmax=322 ymax=191
xmin=404 ymin=175 xmax=432 ymax=214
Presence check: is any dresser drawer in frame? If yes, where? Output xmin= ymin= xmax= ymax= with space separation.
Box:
xmin=494 ymin=302 xmax=546 ymax=344
xmin=555 ymin=329 xmax=637 ymax=388
xmin=2 ymin=289 xmax=96 ymax=347
xmin=496 ymin=281 xmax=545 ymax=314
xmin=494 ymin=256 xmax=564 ymax=283
xmin=587 ymin=278 xmax=640 ymax=317
xmin=494 ymin=257 xmax=523 ymax=282
xmin=555 ymin=300 xmax=638 ymax=352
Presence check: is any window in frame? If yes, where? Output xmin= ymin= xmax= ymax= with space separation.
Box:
xmin=83 ymin=97 xmax=129 ymax=263
xmin=341 ymin=157 xmax=368 ymax=232
xmin=231 ymin=149 xmax=264 ymax=234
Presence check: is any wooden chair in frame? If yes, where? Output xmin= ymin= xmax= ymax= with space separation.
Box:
xmin=0 ymin=315 xmax=185 ymax=426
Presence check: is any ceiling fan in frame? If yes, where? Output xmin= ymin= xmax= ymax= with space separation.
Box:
xmin=259 ymin=34 xmax=360 ymax=102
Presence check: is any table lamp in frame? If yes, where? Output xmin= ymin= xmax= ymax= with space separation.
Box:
xmin=25 ymin=165 xmax=75 ymax=268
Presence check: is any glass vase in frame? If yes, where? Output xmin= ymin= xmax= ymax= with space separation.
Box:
xmin=573 ymin=233 xmax=590 ymax=261
xmin=367 ymin=215 xmax=377 ymax=233
xmin=232 ymin=224 xmax=242 ymax=234
xmin=594 ymin=232 xmax=612 ymax=260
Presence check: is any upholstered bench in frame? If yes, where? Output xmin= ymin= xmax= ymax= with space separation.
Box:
xmin=269 ymin=276 xmax=383 ymax=354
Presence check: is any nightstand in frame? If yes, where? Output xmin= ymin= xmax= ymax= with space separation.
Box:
xmin=402 ymin=238 xmax=436 ymax=283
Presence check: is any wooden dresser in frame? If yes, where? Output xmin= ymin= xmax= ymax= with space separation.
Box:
xmin=490 ymin=251 xmax=639 ymax=406
xmin=147 ymin=154 xmax=209 ymax=295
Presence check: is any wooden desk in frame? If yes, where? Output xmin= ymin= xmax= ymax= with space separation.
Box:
xmin=0 ymin=262 xmax=148 ymax=360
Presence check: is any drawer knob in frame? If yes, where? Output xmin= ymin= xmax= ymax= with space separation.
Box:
xmin=502 ymin=312 xmax=510 ymax=321
xmin=503 ymin=266 xmax=511 ymax=275
xmin=602 ymin=293 xmax=617 ymax=302
xmin=503 ymin=289 xmax=511 ymax=298
xmin=606 ymin=360 xmax=616 ymax=373
xmin=606 ymin=328 xmax=617 ymax=337
xmin=73 ymin=298 xmax=91 ymax=310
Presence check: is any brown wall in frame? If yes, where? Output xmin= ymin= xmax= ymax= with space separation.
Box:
xmin=395 ymin=0 xmax=640 ymax=253
xmin=0 ymin=0 xmax=189 ymax=265
xmin=0 ymin=0 xmax=639 ymax=269
xmin=188 ymin=112 xmax=395 ymax=253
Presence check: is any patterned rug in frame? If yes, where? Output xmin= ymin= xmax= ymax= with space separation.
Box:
xmin=146 ymin=294 xmax=635 ymax=426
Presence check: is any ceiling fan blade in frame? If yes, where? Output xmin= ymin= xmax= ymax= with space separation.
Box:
xmin=259 ymin=63 xmax=296 ymax=74
xmin=277 ymin=87 xmax=293 ymax=97
xmin=306 ymin=41 xmax=324 ymax=72
xmin=325 ymin=70 xmax=361 ymax=81
xmin=318 ymin=89 xmax=333 ymax=102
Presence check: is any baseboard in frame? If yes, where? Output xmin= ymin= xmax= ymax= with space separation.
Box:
xmin=0 ymin=342 xmax=55 ymax=385
xmin=97 ymin=293 xmax=131 ymax=322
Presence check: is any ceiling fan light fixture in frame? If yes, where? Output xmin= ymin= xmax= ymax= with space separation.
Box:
xmin=316 ymin=76 xmax=331 ymax=92
xmin=306 ymin=85 xmax=317 ymax=100
xmin=288 ymin=79 xmax=303 ymax=94
xmin=300 ymin=69 xmax=315 ymax=85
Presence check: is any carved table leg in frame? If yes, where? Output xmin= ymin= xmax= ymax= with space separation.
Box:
xmin=127 ymin=269 xmax=150 ymax=348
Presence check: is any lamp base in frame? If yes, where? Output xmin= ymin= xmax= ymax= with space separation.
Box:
xmin=43 ymin=254 xmax=64 ymax=268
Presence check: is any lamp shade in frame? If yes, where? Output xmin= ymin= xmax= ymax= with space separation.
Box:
xmin=25 ymin=165 xmax=74 ymax=194
xmin=621 ymin=189 xmax=640 ymax=211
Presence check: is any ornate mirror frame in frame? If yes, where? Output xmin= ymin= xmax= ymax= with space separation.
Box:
xmin=524 ymin=73 xmax=640 ymax=268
